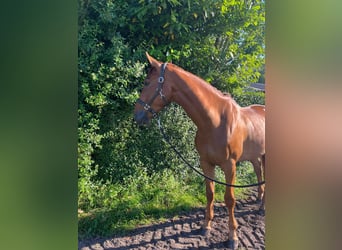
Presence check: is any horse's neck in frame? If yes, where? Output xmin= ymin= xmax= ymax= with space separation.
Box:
xmin=169 ymin=67 xmax=224 ymax=130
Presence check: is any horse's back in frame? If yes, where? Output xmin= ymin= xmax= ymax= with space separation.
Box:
xmin=245 ymin=104 xmax=265 ymax=116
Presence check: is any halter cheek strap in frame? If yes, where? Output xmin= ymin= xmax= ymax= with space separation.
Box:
xmin=136 ymin=63 xmax=168 ymax=117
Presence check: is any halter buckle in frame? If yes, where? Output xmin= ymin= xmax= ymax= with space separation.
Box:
xmin=158 ymin=76 xmax=164 ymax=83
xmin=143 ymin=103 xmax=151 ymax=111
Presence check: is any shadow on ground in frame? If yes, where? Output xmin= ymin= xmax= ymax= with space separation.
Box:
xmin=79 ymin=188 xmax=264 ymax=250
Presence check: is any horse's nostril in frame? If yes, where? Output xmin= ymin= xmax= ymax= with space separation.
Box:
xmin=134 ymin=111 xmax=149 ymax=125
xmin=134 ymin=111 xmax=143 ymax=122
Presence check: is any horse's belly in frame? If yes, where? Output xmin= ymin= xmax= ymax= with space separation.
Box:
xmin=239 ymin=141 xmax=265 ymax=162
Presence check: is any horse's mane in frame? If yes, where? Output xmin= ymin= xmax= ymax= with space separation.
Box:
xmin=168 ymin=63 xmax=232 ymax=99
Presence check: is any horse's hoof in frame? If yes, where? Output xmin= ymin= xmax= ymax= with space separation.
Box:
xmin=200 ymin=228 xmax=211 ymax=237
xmin=227 ymin=239 xmax=239 ymax=249
xmin=258 ymin=208 xmax=265 ymax=216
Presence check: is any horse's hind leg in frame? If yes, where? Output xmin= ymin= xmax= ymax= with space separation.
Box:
xmin=201 ymin=161 xmax=215 ymax=230
xmin=260 ymin=154 xmax=266 ymax=210
xmin=251 ymin=158 xmax=265 ymax=202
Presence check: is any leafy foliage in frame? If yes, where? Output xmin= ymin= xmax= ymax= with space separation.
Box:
xmin=78 ymin=0 xmax=265 ymax=238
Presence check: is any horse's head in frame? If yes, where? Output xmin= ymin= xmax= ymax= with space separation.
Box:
xmin=134 ymin=53 xmax=172 ymax=126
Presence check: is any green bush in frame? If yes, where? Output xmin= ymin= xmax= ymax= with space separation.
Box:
xmin=234 ymin=90 xmax=265 ymax=106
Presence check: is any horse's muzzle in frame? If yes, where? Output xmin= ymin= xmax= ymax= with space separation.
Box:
xmin=134 ymin=110 xmax=150 ymax=126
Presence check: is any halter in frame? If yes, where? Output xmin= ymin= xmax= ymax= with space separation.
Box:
xmin=136 ymin=63 xmax=168 ymax=118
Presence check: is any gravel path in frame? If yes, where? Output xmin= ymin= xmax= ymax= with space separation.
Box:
xmin=79 ymin=189 xmax=265 ymax=249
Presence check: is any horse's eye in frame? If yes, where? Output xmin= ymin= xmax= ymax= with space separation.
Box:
xmin=146 ymin=67 xmax=152 ymax=74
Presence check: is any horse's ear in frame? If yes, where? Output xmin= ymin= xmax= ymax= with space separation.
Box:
xmin=146 ymin=52 xmax=161 ymax=68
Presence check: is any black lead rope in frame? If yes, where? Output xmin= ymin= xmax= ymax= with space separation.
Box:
xmin=157 ymin=117 xmax=265 ymax=188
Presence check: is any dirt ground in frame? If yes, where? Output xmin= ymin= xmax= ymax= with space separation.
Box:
xmin=79 ymin=188 xmax=265 ymax=250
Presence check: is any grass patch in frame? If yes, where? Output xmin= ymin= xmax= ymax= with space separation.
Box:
xmin=78 ymin=162 xmax=257 ymax=240
xmin=78 ymin=168 xmax=206 ymax=239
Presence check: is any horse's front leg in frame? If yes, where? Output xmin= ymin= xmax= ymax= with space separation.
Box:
xmin=200 ymin=161 xmax=215 ymax=230
xmin=223 ymin=158 xmax=238 ymax=249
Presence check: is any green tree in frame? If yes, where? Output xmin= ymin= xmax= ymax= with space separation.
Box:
xmin=115 ymin=0 xmax=265 ymax=93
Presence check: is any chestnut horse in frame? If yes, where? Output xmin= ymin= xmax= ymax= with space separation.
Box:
xmin=134 ymin=53 xmax=265 ymax=249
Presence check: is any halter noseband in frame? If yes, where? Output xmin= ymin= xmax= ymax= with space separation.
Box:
xmin=136 ymin=63 xmax=168 ymax=118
